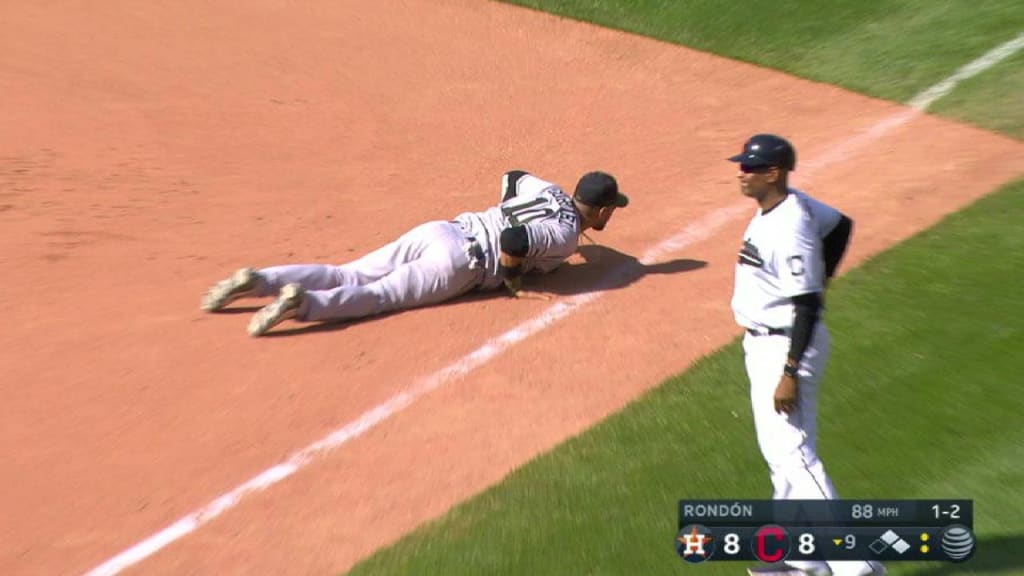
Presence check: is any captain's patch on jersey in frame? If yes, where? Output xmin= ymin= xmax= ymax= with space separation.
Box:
xmin=738 ymin=240 xmax=764 ymax=268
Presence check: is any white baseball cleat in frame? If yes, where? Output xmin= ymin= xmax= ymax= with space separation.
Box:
xmin=247 ymin=283 xmax=304 ymax=337
xmin=201 ymin=267 xmax=261 ymax=312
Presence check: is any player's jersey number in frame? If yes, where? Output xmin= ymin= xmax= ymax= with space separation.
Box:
xmin=501 ymin=196 xmax=557 ymax=225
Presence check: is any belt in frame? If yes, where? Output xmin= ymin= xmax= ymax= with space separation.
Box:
xmin=746 ymin=327 xmax=789 ymax=337
xmin=467 ymin=240 xmax=486 ymax=267
xmin=451 ymin=221 xmax=487 ymax=270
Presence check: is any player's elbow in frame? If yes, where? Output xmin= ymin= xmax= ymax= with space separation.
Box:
xmin=500 ymin=226 xmax=530 ymax=258
xmin=823 ymin=215 xmax=853 ymax=276
xmin=791 ymin=292 xmax=822 ymax=316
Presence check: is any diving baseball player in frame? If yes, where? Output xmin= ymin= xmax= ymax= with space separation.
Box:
xmin=728 ymin=134 xmax=884 ymax=576
xmin=201 ymin=170 xmax=628 ymax=336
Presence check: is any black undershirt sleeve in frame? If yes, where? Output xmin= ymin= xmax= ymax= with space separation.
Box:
xmin=823 ymin=215 xmax=853 ymax=279
xmin=788 ymin=292 xmax=823 ymax=364
xmin=500 ymin=225 xmax=530 ymax=258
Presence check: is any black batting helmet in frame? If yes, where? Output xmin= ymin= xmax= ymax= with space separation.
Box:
xmin=728 ymin=134 xmax=796 ymax=171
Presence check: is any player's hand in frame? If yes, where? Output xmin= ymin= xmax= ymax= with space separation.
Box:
xmin=503 ymin=276 xmax=523 ymax=297
xmin=773 ymin=375 xmax=799 ymax=414
xmin=513 ymin=289 xmax=555 ymax=301
xmin=565 ymin=252 xmax=589 ymax=266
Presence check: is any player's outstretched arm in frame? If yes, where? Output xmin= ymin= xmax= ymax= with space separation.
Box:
xmin=499 ymin=225 xmax=529 ymax=291
xmin=497 ymin=250 xmax=552 ymax=300
xmin=498 ymin=248 xmax=525 ymax=296
xmin=498 ymin=225 xmax=555 ymax=300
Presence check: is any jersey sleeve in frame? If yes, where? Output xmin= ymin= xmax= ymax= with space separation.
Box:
xmin=803 ymin=193 xmax=842 ymax=237
xmin=513 ymin=174 xmax=558 ymax=200
xmin=524 ymin=218 xmax=578 ymax=273
xmin=500 ymin=170 xmax=530 ymax=202
xmin=823 ymin=215 xmax=853 ymax=278
xmin=777 ymin=213 xmax=825 ymax=297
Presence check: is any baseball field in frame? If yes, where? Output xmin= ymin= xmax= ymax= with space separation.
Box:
xmin=1 ymin=1 xmax=1022 ymax=575
xmin=345 ymin=2 xmax=1024 ymax=575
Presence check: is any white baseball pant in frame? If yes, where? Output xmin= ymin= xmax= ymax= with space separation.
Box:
xmin=744 ymin=324 xmax=882 ymax=576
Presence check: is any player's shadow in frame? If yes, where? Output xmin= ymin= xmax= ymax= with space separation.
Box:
xmin=213 ymin=306 xmax=263 ymax=315
xmin=529 ymin=244 xmax=707 ymax=296
xmin=909 ymin=533 xmax=1024 ymax=575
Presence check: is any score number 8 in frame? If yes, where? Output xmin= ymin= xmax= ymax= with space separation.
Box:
xmin=723 ymin=533 xmax=741 ymax=555
xmin=798 ymin=533 xmax=816 ymax=555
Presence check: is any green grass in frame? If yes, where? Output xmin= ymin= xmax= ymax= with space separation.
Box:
xmin=929 ymin=47 xmax=1024 ymax=139
xmin=500 ymin=0 xmax=1024 ymax=138
xmin=348 ymin=179 xmax=1024 ymax=575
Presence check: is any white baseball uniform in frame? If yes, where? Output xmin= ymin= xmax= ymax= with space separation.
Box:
xmin=251 ymin=172 xmax=580 ymax=322
xmin=733 ymin=189 xmax=880 ymax=576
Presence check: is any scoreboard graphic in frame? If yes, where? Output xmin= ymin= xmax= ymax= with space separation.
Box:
xmin=675 ymin=500 xmax=974 ymax=564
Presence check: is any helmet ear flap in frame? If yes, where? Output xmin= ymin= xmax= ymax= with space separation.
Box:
xmin=779 ymin=141 xmax=796 ymax=171
xmin=781 ymin=148 xmax=796 ymax=171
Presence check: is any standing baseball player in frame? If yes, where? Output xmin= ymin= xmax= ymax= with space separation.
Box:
xmin=201 ymin=170 xmax=628 ymax=336
xmin=728 ymin=134 xmax=883 ymax=576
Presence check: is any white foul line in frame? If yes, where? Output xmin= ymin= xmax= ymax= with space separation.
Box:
xmin=908 ymin=31 xmax=1024 ymax=111
xmin=82 ymin=30 xmax=1024 ymax=576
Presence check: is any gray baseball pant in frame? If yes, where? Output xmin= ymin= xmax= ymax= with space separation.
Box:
xmin=254 ymin=221 xmax=485 ymax=322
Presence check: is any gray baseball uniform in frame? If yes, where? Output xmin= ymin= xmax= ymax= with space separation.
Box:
xmin=251 ymin=172 xmax=581 ymax=322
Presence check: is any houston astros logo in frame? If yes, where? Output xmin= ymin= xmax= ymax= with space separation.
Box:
xmin=676 ymin=524 xmax=715 ymax=563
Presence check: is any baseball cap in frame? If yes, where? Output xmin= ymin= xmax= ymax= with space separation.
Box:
xmin=727 ymin=134 xmax=797 ymax=170
xmin=573 ymin=171 xmax=629 ymax=208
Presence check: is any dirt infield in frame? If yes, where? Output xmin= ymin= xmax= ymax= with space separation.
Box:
xmin=2 ymin=1 xmax=1023 ymax=574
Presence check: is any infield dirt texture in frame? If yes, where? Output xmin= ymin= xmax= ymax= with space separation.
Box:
xmin=1 ymin=1 xmax=1022 ymax=575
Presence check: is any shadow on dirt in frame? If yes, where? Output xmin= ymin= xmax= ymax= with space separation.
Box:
xmin=529 ymin=243 xmax=706 ymax=296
